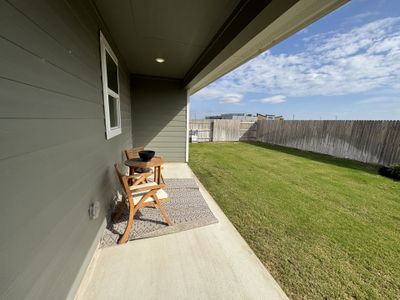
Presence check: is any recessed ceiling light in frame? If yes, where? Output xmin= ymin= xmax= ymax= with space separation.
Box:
xmin=155 ymin=58 xmax=165 ymax=63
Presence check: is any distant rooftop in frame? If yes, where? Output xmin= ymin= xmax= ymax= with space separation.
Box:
xmin=205 ymin=113 xmax=284 ymax=121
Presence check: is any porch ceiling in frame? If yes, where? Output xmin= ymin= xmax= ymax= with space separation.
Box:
xmin=93 ymin=0 xmax=349 ymax=93
xmin=94 ymin=0 xmax=241 ymax=79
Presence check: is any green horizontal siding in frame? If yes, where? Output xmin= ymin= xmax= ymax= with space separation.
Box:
xmin=0 ymin=0 xmax=132 ymax=299
xmin=131 ymin=77 xmax=188 ymax=162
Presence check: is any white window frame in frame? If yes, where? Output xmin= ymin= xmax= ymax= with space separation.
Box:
xmin=100 ymin=31 xmax=121 ymax=139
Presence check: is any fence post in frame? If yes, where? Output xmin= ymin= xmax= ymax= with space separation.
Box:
xmin=211 ymin=120 xmax=214 ymax=142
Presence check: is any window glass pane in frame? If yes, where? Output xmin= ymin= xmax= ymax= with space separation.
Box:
xmin=108 ymin=96 xmax=118 ymax=128
xmin=106 ymin=51 xmax=118 ymax=93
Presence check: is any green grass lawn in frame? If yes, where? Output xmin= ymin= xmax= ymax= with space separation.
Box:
xmin=189 ymin=142 xmax=400 ymax=299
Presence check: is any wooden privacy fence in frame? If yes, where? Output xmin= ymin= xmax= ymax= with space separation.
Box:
xmin=190 ymin=119 xmax=257 ymax=142
xmin=257 ymin=120 xmax=400 ymax=166
xmin=190 ymin=119 xmax=400 ymax=165
xmin=189 ymin=119 xmax=213 ymax=142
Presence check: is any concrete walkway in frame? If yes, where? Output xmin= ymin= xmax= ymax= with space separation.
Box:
xmin=76 ymin=163 xmax=288 ymax=300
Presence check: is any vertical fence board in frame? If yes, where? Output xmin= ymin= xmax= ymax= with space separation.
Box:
xmin=256 ymin=120 xmax=400 ymax=165
xmin=213 ymin=119 xmax=241 ymax=141
xmin=239 ymin=121 xmax=257 ymax=141
xmin=190 ymin=119 xmax=213 ymax=142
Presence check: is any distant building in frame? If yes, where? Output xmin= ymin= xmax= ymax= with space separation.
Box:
xmin=205 ymin=115 xmax=222 ymax=120
xmin=206 ymin=113 xmax=284 ymax=121
xmin=256 ymin=114 xmax=264 ymax=121
xmin=231 ymin=114 xmax=257 ymax=121
xmin=256 ymin=113 xmax=284 ymax=121
xmin=221 ymin=113 xmax=252 ymax=120
xmin=206 ymin=113 xmax=256 ymax=121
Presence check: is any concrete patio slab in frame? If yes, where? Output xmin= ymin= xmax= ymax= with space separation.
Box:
xmin=76 ymin=163 xmax=288 ymax=300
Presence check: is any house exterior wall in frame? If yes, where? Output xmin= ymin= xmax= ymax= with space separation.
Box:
xmin=0 ymin=0 xmax=132 ymax=299
xmin=131 ymin=76 xmax=188 ymax=162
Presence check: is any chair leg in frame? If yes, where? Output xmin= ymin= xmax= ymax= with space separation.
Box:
xmin=118 ymin=206 xmax=135 ymax=244
xmin=153 ymin=167 xmax=158 ymax=183
xmin=154 ymin=199 xmax=172 ymax=226
xmin=160 ymin=173 xmax=165 ymax=184
xmin=128 ymin=167 xmax=135 ymax=185
xmin=129 ymin=167 xmax=134 ymax=175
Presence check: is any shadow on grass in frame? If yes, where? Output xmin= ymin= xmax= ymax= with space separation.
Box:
xmin=242 ymin=141 xmax=380 ymax=176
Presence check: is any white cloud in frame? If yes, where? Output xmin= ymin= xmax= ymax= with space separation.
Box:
xmin=219 ymin=93 xmax=242 ymax=104
xmin=259 ymin=95 xmax=286 ymax=104
xmin=193 ymin=17 xmax=400 ymax=101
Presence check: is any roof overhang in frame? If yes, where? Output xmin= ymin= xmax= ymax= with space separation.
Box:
xmin=186 ymin=0 xmax=349 ymax=94
xmin=93 ymin=0 xmax=348 ymax=93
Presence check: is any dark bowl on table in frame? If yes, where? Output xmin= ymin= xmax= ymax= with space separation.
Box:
xmin=139 ymin=150 xmax=155 ymax=162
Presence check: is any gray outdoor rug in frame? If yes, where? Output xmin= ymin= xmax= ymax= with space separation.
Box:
xmin=100 ymin=178 xmax=218 ymax=248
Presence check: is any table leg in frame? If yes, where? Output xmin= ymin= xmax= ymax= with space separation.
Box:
xmin=157 ymin=166 xmax=161 ymax=184
xmin=154 ymin=167 xmax=158 ymax=183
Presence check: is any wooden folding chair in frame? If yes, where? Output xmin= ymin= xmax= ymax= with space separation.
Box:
xmin=114 ymin=164 xmax=172 ymax=244
xmin=125 ymin=146 xmax=144 ymax=160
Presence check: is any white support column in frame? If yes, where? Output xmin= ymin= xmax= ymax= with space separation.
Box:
xmin=185 ymin=90 xmax=190 ymax=163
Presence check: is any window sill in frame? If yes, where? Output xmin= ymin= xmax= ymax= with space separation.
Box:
xmin=106 ymin=127 xmax=122 ymax=140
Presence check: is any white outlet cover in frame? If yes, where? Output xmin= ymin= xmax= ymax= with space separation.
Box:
xmin=89 ymin=201 xmax=100 ymax=219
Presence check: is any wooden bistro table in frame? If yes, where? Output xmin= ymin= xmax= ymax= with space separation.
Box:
xmin=124 ymin=156 xmax=165 ymax=184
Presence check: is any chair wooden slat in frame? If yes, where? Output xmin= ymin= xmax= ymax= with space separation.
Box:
xmin=124 ymin=146 xmax=144 ymax=160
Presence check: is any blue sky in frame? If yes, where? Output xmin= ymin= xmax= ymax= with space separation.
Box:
xmin=190 ymin=0 xmax=400 ymax=120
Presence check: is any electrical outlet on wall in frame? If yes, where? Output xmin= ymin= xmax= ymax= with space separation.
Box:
xmin=89 ymin=201 xmax=100 ymax=219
